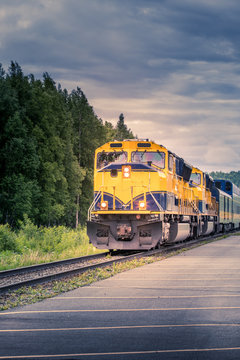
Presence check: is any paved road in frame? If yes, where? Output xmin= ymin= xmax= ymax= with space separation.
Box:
xmin=1 ymin=235 xmax=240 ymax=359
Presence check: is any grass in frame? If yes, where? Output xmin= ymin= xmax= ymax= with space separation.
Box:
xmin=0 ymin=245 xmax=103 ymax=271
xmin=0 ymin=219 xmax=103 ymax=271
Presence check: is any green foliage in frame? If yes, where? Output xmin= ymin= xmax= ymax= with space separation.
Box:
xmin=16 ymin=217 xmax=86 ymax=253
xmin=0 ymin=224 xmax=18 ymax=252
xmin=0 ymin=62 xmax=136 ymax=227
xmin=210 ymin=170 xmax=240 ymax=187
xmin=0 ymin=218 xmax=102 ymax=270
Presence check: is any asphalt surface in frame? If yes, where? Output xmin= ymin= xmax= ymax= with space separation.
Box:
xmin=1 ymin=235 xmax=240 ymax=360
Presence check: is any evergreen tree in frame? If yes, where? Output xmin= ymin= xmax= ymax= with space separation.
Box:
xmin=0 ymin=62 xmax=41 ymax=226
xmin=104 ymin=121 xmax=117 ymax=141
xmin=116 ymin=113 xmax=134 ymax=140
xmin=69 ymin=87 xmax=109 ymax=224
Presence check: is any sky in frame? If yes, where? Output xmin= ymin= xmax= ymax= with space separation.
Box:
xmin=1 ymin=0 xmax=240 ymax=173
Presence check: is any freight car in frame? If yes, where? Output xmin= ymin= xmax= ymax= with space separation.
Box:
xmin=87 ymin=139 xmax=240 ymax=250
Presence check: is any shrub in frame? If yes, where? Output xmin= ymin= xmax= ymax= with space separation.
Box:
xmin=0 ymin=224 xmax=18 ymax=252
xmin=0 ymin=221 xmax=103 ymax=270
xmin=16 ymin=215 xmax=41 ymax=251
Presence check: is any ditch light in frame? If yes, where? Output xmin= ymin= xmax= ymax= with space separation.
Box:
xmin=100 ymin=201 xmax=108 ymax=210
xmin=139 ymin=201 xmax=146 ymax=210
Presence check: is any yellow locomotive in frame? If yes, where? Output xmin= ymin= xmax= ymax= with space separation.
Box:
xmin=87 ymin=139 xmax=218 ymax=250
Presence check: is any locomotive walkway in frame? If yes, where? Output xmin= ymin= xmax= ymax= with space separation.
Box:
xmin=1 ymin=235 xmax=240 ymax=359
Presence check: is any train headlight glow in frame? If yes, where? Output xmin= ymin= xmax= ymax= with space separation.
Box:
xmin=101 ymin=201 xmax=108 ymax=210
xmin=122 ymin=166 xmax=131 ymax=178
xmin=139 ymin=201 xmax=146 ymax=210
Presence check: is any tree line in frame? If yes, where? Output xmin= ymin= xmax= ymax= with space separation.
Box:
xmin=210 ymin=171 xmax=240 ymax=188
xmin=0 ymin=62 xmax=134 ymax=228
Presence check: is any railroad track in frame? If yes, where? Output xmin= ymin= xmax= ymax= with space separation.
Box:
xmin=0 ymin=232 xmax=234 ymax=294
xmin=0 ymin=250 xmax=146 ymax=293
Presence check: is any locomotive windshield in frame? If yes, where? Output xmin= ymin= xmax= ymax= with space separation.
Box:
xmin=131 ymin=151 xmax=165 ymax=169
xmin=190 ymin=172 xmax=201 ymax=185
xmin=97 ymin=151 xmax=127 ymax=169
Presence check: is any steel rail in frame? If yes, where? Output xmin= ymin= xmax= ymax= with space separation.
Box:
xmin=0 ymin=252 xmax=110 ymax=278
xmin=0 ymin=251 xmax=146 ymax=293
xmin=0 ymin=231 xmax=237 ymax=294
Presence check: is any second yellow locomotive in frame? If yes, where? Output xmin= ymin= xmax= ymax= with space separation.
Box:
xmin=87 ymin=139 xmax=219 ymax=250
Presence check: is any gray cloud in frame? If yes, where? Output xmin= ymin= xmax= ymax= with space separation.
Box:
xmin=1 ymin=0 xmax=240 ymax=172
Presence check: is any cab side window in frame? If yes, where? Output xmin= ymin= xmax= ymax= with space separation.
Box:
xmin=168 ymin=154 xmax=174 ymax=171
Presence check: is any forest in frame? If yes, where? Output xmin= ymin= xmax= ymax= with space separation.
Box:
xmin=0 ymin=62 xmax=133 ymax=228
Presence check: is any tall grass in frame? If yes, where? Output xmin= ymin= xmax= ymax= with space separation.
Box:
xmin=0 ymin=218 xmax=103 ymax=270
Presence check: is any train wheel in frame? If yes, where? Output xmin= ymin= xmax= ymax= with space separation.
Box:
xmin=156 ymin=241 xmax=161 ymax=249
xmin=193 ymin=226 xmax=198 ymax=239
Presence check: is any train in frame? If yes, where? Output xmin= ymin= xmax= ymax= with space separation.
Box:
xmin=87 ymin=139 xmax=240 ymax=250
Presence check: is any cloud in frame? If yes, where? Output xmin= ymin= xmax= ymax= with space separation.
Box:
xmin=1 ymin=0 xmax=240 ymax=172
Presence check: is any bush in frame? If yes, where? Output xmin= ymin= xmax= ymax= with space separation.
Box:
xmin=16 ymin=217 xmax=90 ymax=254
xmin=0 ymin=219 xmax=102 ymax=270
xmin=16 ymin=215 xmax=41 ymax=251
xmin=0 ymin=225 xmax=18 ymax=252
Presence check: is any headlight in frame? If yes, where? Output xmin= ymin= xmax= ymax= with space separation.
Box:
xmin=100 ymin=201 xmax=108 ymax=210
xmin=122 ymin=165 xmax=131 ymax=178
xmin=139 ymin=201 xmax=146 ymax=210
